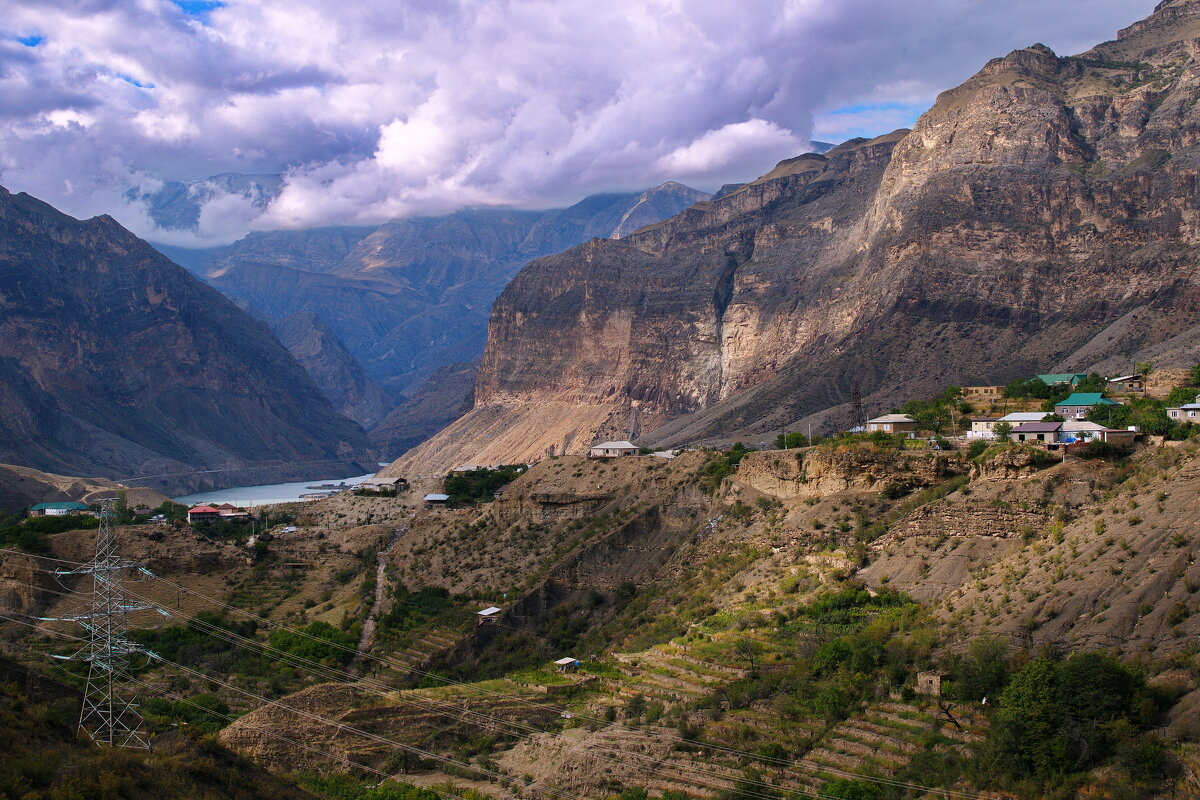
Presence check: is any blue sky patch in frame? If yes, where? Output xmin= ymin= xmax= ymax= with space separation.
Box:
xmin=814 ymin=101 xmax=928 ymax=142
xmin=16 ymin=34 xmax=44 ymax=47
xmin=117 ymin=73 xmax=156 ymax=89
xmin=170 ymin=1 xmax=226 ymax=18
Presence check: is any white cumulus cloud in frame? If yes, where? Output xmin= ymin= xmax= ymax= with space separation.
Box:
xmin=0 ymin=0 xmax=1160 ymax=244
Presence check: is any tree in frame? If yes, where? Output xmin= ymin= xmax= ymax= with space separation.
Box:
xmin=774 ymin=431 xmax=809 ymax=449
xmin=994 ymin=658 xmax=1066 ymax=777
xmin=1191 ymin=363 xmax=1200 ymax=386
xmin=993 ymin=422 xmax=1013 ymax=442
xmin=821 ymin=779 xmax=882 ymax=800
xmin=1135 ymin=361 xmax=1155 ymax=378
xmin=734 ymin=637 xmax=763 ymax=673
xmin=113 ymin=490 xmax=133 ymax=524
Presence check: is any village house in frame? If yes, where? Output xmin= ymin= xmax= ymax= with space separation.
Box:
xmin=1059 ymin=420 xmax=1109 ymax=442
xmin=30 ymin=501 xmax=90 ymax=517
xmin=476 ymin=606 xmax=501 ymax=625
xmin=554 ymin=657 xmax=582 ymax=673
xmin=423 ymin=493 xmax=450 ymax=506
xmin=1167 ymin=394 xmax=1200 ymax=422
xmin=358 ymin=476 xmax=409 ymax=494
xmin=962 ymin=385 xmax=1004 ymax=402
xmin=1011 ymin=421 xmax=1063 ymax=443
xmin=866 ymin=414 xmax=918 ymax=435
xmin=967 ymin=417 xmax=1002 ymax=439
xmin=1038 ymin=373 xmax=1087 ymax=387
xmin=186 ymin=505 xmax=221 ymax=523
xmin=1054 ymin=392 xmax=1120 ymax=420
xmin=1106 ymin=374 xmax=1145 ymax=394
xmin=588 ymin=440 xmax=640 ymax=458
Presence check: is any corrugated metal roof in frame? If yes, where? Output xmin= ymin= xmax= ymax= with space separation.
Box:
xmin=867 ymin=414 xmax=916 ymax=423
xmin=423 ymin=493 xmax=450 ymax=501
xmin=591 ymin=441 xmax=637 ymax=449
xmin=30 ymin=501 xmax=88 ymax=511
xmin=1012 ymin=422 xmax=1063 ymax=432
xmin=998 ymin=412 xmax=1049 ymax=422
xmin=1056 ymin=393 xmax=1118 ymax=406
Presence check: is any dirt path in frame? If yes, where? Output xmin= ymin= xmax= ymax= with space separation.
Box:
xmin=353 ymin=518 xmax=410 ymax=670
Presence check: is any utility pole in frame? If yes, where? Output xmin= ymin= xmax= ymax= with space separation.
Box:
xmin=49 ymin=499 xmax=154 ymax=749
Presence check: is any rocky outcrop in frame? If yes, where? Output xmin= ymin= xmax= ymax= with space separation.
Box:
xmin=970 ymin=446 xmax=1056 ymax=480
xmin=399 ymin=1 xmax=1200 ymax=471
xmin=733 ymin=448 xmax=969 ymax=500
xmin=0 ymin=186 xmax=370 ymax=492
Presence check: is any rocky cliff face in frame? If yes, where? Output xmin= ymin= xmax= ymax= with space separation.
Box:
xmin=271 ymin=312 xmax=393 ymax=428
xmin=0 ymin=186 xmax=370 ymax=491
xmin=394 ymin=0 xmax=1200 ymax=472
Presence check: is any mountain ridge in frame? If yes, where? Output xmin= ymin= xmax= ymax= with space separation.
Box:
xmin=0 ymin=185 xmax=370 ymax=492
xmin=386 ymin=1 xmax=1200 ymax=474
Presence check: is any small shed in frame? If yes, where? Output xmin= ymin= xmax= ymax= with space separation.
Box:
xmin=423 ymin=493 xmax=450 ymax=505
xmin=477 ymin=606 xmax=502 ymax=625
xmin=554 ymin=657 xmax=582 ymax=673
xmin=917 ymin=671 xmax=948 ymax=697
xmin=30 ymin=501 xmax=90 ymax=517
xmin=1106 ymin=374 xmax=1145 ymax=394
xmin=589 ymin=441 xmax=639 ymax=458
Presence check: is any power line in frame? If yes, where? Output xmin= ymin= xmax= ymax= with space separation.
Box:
xmin=3 ymin=613 xmax=469 ymax=800
xmin=40 ymin=499 xmax=155 ymax=749
xmin=3 ymin=547 xmax=991 ymax=799
xmin=10 ymin=582 xmax=831 ymax=800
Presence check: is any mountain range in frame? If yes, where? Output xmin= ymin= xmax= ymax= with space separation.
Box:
xmin=0 ymin=186 xmax=370 ymax=493
xmin=386 ymin=0 xmax=1200 ymax=474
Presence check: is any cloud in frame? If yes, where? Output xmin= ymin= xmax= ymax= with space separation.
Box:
xmin=0 ymin=0 xmax=1162 ymax=245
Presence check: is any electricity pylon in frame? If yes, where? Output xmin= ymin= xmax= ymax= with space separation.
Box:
xmin=49 ymin=498 xmax=154 ymax=749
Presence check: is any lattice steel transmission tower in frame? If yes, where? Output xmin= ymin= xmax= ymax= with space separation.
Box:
xmin=51 ymin=498 xmax=153 ymax=749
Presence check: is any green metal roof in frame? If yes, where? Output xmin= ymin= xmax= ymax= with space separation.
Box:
xmin=30 ymin=501 xmax=89 ymax=511
xmin=1055 ymin=393 xmax=1119 ymax=406
xmin=1037 ymin=373 xmax=1087 ymax=385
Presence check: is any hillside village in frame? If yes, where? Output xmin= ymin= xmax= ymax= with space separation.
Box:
xmin=4 ymin=363 xmax=1200 ymax=798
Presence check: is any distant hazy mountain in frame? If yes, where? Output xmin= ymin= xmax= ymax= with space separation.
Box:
xmin=129 ymin=173 xmax=283 ymax=231
xmin=155 ymin=181 xmax=710 ymax=454
xmin=0 ymin=185 xmax=370 ymax=492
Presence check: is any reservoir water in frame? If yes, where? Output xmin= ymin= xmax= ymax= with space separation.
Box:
xmin=174 ymin=474 xmax=375 ymax=507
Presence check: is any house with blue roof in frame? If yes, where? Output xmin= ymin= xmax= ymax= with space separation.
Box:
xmin=1037 ymin=373 xmax=1087 ymax=387
xmin=1054 ymin=392 xmax=1120 ymax=420
xmin=1167 ymin=393 xmax=1200 ymax=423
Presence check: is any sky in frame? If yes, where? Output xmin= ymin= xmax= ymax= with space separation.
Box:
xmin=0 ymin=0 xmax=1160 ymax=246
